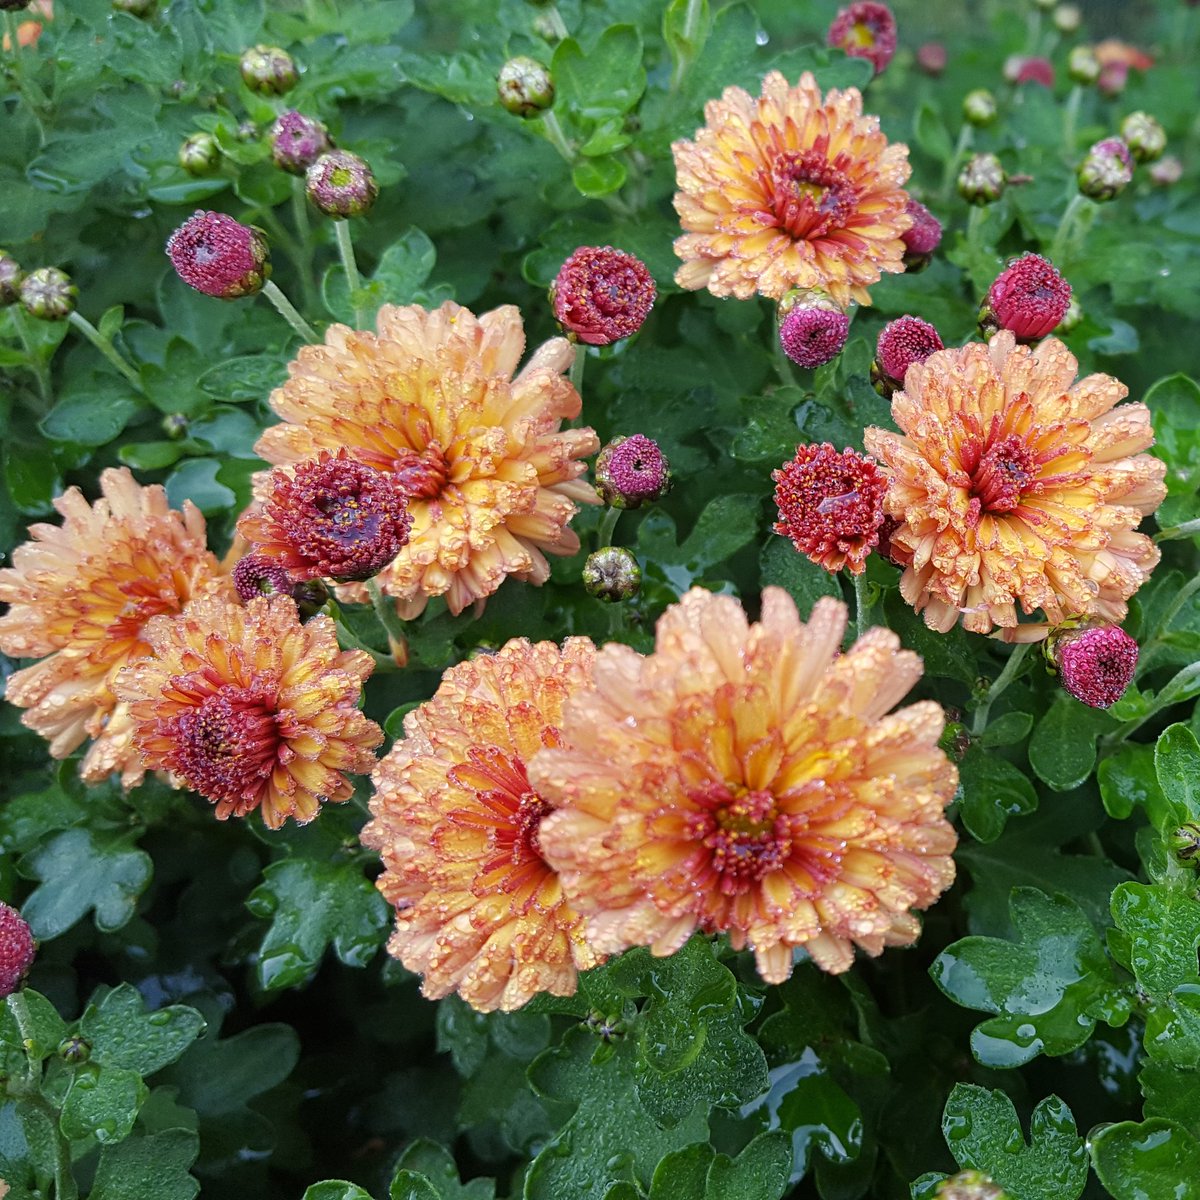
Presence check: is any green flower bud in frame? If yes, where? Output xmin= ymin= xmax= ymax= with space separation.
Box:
xmin=162 ymin=413 xmax=189 ymax=440
xmin=1053 ymin=3 xmax=1081 ymax=33
xmin=1058 ymin=294 xmax=1083 ymax=333
xmin=962 ymin=89 xmax=997 ymax=127
xmin=1120 ymin=111 xmax=1166 ymax=164
xmin=1171 ymin=822 xmax=1200 ymax=863
xmin=179 ymin=132 xmax=220 ymax=176
xmin=0 ymin=250 xmax=23 ymax=306
xmin=957 ymin=153 xmax=1006 ymax=205
xmin=1067 ymin=46 xmax=1100 ymax=85
xmin=582 ymin=547 xmax=641 ymax=603
xmin=497 ymin=56 xmax=555 ymax=117
xmin=1077 ymin=138 xmax=1133 ymax=201
xmin=239 ymin=44 xmax=298 ymax=96
xmin=20 ymin=267 xmax=77 ymax=320
xmin=58 ymin=1036 xmax=92 ymax=1064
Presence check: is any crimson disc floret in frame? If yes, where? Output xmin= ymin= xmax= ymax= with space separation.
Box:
xmin=166 ymin=211 xmax=271 ymax=300
xmin=779 ymin=303 xmax=850 ymax=368
xmin=0 ymin=903 xmax=35 ymax=997
xmin=593 ymin=434 xmax=671 ymax=509
xmin=551 ymin=246 xmax=656 ymax=346
xmin=872 ymin=316 xmax=944 ymax=395
xmin=901 ymin=199 xmax=942 ymax=259
xmin=232 ymin=554 xmax=296 ymax=602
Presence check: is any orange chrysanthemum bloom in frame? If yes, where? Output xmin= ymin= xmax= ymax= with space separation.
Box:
xmin=253 ymin=301 xmax=599 ymax=618
xmin=114 ymin=594 xmax=381 ymax=828
xmin=530 ymin=588 xmax=957 ymax=982
xmin=0 ymin=468 xmax=225 ymax=787
xmin=362 ymin=638 xmax=603 ymax=1012
xmin=863 ymin=332 xmax=1166 ymax=640
xmin=671 ymin=71 xmax=912 ymax=306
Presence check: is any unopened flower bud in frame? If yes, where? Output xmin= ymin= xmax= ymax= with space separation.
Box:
xmin=240 ymin=44 xmax=298 ymax=96
xmin=1149 ymin=155 xmax=1183 ymax=187
xmin=1097 ymin=62 xmax=1128 ymax=97
xmin=270 ymin=110 xmax=333 ymax=175
xmin=58 ymin=1036 xmax=92 ymax=1064
xmin=290 ymin=578 xmax=330 ymax=621
xmin=582 ymin=547 xmax=641 ymax=602
xmin=777 ymin=291 xmax=850 ymax=368
xmin=20 ymin=267 xmax=77 ymax=320
xmin=162 ymin=413 xmax=189 ymax=440
xmin=1007 ymin=56 xmax=1054 ymax=88
xmin=305 ymin=150 xmax=378 ymax=218
xmin=594 ymin=434 xmax=671 ymax=509
xmin=936 ymin=1170 xmax=1010 ymax=1200
xmin=1032 ymin=0 xmax=1055 ymax=10
xmin=872 ymin=316 xmax=944 ymax=396
xmin=233 ymin=554 xmax=295 ymax=602
xmin=1067 ymin=46 xmax=1100 ymax=85
xmin=179 ymin=132 xmax=220 ymax=176
xmin=552 ymin=246 xmax=656 ymax=346
xmin=497 ymin=56 xmax=555 ymax=117
xmin=963 ymin=89 xmax=997 ymax=126
xmin=1051 ymin=624 xmax=1138 ymax=709
xmin=532 ymin=12 xmax=562 ymax=40
xmin=916 ymin=42 xmax=947 ymax=76
xmin=166 ymin=211 xmax=271 ymax=300
xmin=1172 ymin=822 xmax=1200 ymax=864
xmin=1120 ymin=112 xmax=1166 ymax=163
xmin=939 ymin=720 xmax=971 ymax=762
xmin=0 ymin=250 xmax=22 ymax=306
xmin=235 ymin=120 xmax=258 ymax=142
xmin=980 ymin=253 xmax=1071 ymax=341
xmin=1058 ymin=294 xmax=1083 ymax=333
xmin=0 ymin=903 xmax=35 ymax=997
xmin=901 ymin=199 xmax=942 ymax=271
xmin=958 ymin=153 xmax=1006 ymax=205
xmin=1053 ymin=4 xmax=1081 ymax=33
xmin=1078 ymin=137 xmax=1133 ymax=201
xmin=112 ymin=0 xmax=156 ymax=15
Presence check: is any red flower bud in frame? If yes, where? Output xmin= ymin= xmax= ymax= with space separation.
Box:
xmin=551 ymin=246 xmax=656 ymax=346
xmin=872 ymin=316 xmax=944 ymax=395
xmin=166 ymin=211 xmax=271 ymax=300
xmin=981 ymin=253 xmax=1071 ymax=341
xmin=1052 ymin=625 xmax=1138 ymax=709
xmin=0 ymin=903 xmax=35 ymax=998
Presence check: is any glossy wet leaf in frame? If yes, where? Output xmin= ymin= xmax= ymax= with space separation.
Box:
xmin=60 ymin=1063 xmax=148 ymax=1145
xmin=80 ymin=983 xmax=206 ymax=1077
xmin=89 ymin=1128 xmax=200 ymax=1200
xmin=956 ymin=749 xmax=1038 ymax=843
xmin=390 ymin=1139 xmax=495 ymax=1199
xmin=1028 ymin=695 xmax=1116 ymax=791
xmin=1090 ymin=1118 xmax=1200 ymax=1200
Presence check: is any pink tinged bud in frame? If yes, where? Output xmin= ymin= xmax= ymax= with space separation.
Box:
xmin=916 ymin=42 xmax=947 ymax=76
xmin=20 ymin=267 xmax=77 ymax=320
xmin=0 ymin=903 xmax=35 ymax=998
xmin=872 ymin=316 xmax=944 ymax=395
xmin=826 ymin=1 xmax=897 ymax=76
xmin=1150 ymin=155 xmax=1183 ymax=187
xmin=551 ymin=246 xmax=656 ymax=346
xmin=594 ymin=434 xmax=671 ymax=509
xmin=901 ymin=199 xmax=942 ymax=269
xmin=305 ymin=150 xmax=379 ymax=218
xmin=958 ymin=153 xmax=1006 ymax=204
xmin=779 ymin=304 xmax=850 ymax=368
xmin=1097 ymin=62 xmax=1129 ymax=96
xmin=1078 ymin=138 xmax=1134 ymax=201
xmin=270 ymin=110 xmax=333 ymax=175
xmin=232 ymin=555 xmax=295 ymax=602
xmin=166 ymin=211 xmax=272 ymax=300
xmin=1053 ymin=625 xmax=1138 ymax=709
xmin=982 ymin=253 xmax=1071 ymax=341
xmin=1120 ymin=111 xmax=1166 ymax=163
xmin=1010 ymin=56 xmax=1055 ymax=87
xmin=0 ymin=250 xmax=24 ymax=306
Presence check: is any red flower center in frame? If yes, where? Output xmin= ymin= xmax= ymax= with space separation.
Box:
xmin=967 ymin=434 xmax=1037 ymax=514
xmin=691 ymin=784 xmax=791 ymax=895
xmin=167 ymin=687 xmax=280 ymax=804
xmin=393 ymin=443 xmax=449 ymax=500
xmin=772 ymin=151 xmax=859 ymax=240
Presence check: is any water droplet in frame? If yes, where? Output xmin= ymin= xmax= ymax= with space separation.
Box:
xmin=755 ymin=28 xmax=769 ymax=45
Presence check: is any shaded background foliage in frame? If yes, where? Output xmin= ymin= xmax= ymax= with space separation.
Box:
xmin=1 ymin=0 xmax=1200 ymax=1197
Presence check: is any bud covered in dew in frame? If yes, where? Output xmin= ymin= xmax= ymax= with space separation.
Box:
xmin=270 ymin=110 xmax=333 ymax=175
xmin=20 ymin=267 xmax=77 ymax=320
xmin=872 ymin=316 xmax=944 ymax=396
xmin=497 ymin=56 xmax=555 ymax=117
xmin=958 ymin=153 xmax=1006 ymax=205
xmin=166 ymin=211 xmax=271 ymax=300
xmin=582 ymin=547 xmax=641 ymax=602
xmin=1120 ymin=111 xmax=1166 ymax=163
xmin=980 ymin=253 xmax=1072 ymax=341
xmin=1078 ymin=137 xmax=1133 ymax=201
xmin=305 ymin=150 xmax=379 ymax=218
xmin=0 ymin=903 xmax=35 ymax=997
xmin=594 ymin=434 xmax=671 ymax=509
xmin=900 ymin=199 xmax=942 ymax=271
xmin=179 ymin=132 xmax=220 ymax=176
xmin=777 ymin=289 xmax=850 ymax=369
xmin=963 ymin=89 xmax=997 ymax=126
xmin=1051 ymin=625 xmax=1138 ymax=709
xmin=935 ymin=1170 xmax=1010 ymax=1200
xmin=240 ymin=44 xmax=298 ymax=96
xmin=0 ymin=250 xmax=22 ymax=306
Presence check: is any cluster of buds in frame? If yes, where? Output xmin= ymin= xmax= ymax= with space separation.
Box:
xmin=551 ymin=246 xmax=656 ymax=346
xmin=232 ymin=555 xmax=329 ymax=620
xmin=979 ymin=253 xmax=1071 ymax=342
xmin=305 ymin=149 xmax=379 ymax=218
xmin=826 ymin=1 xmax=897 ymax=76
xmin=872 ymin=316 xmax=944 ymax=397
xmin=1047 ymin=624 xmax=1138 ymax=709
xmin=1077 ymin=137 xmax=1133 ymax=201
xmin=166 ymin=210 xmax=271 ymax=300
xmin=497 ymin=56 xmax=555 ymax=117
xmin=958 ymin=153 xmax=1006 ymax=205
xmin=777 ymin=289 xmax=850 ymax=369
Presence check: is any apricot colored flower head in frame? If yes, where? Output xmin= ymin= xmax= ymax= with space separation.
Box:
xmin=531 ymin=588 xmax=958 ymax=982
xmin=114 ymin=594 xmax=381 ymax=828
xmin=671 ymin=71 xmax=912 ymax=306
xmin=254 ymin=301 xmax=599 ymax=618
xmin=863 ymin=332 xmax=1166 ymax=639
xmin=0 ymin=468 xmax=224 ymax=787
xmin=362 ymin=638 xmax=602 ymax=1012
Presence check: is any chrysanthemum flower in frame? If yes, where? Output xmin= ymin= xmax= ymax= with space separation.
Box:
xmin=361 ymin=638 xmax=602 ymax=1012
xmin=114 ymin=594 xmax=381 ymax=828
xmin=779 ymin=304 xmax=851 ymax=368
xmin=531 ymin=589 xmax=956 ymax=981
xmin=827 ymin=2 xmax=898 ymax=76
xmin=253 ymin=301 xmax=599 ymax=617
xmin=0 ymin=468 xmax=225 ymax=787
xmin=551 ymin=246 xmax=656 ymax=346
xmin=863 ymin=332 xmax=1166 ymax=639
xmin=671 ymin=71 xmax=911 ymax=306
xmin=1051 ymin=624 xmax=1138 ymax=708
xmin=772 ymin=444 xmax=887 ymax=574
xmin=981 ymin=254 xmax=1071 ymax=342
xmin=873 ymin=315 xmax=944 ymax=394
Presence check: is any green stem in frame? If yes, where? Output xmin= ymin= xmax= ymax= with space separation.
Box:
xmin=290 ymin=176 xmax=318 ymax=312
xmin=25 ymin=1091 xmax=77 ymax=1200
xmin=8 ymin=991 xmax=39 ymax=1085
xmin=66 ymin=312 xmax=142 ymax=388
xmin=966 ymin=203 xmax=988 ymax=262
xmin=940 ymin=123 xmax=974 ymax=202
xmin=1147 ymin=571 xmax=1200 ymax=647
xmin=539 ymin=109 xmax=574 ymax=161
xmin=569 ymin=344 xmax=586 ymax=397
xmin=543 ymin=4 xmax=568 ymax=39
xmin=12 ymin=305 xmax=50 ymax=403
xmin=1155 ymin=518 xmax=1200 ymax=543
xmin=366 ymin=578 xmax=409 ymax=651
xmin=669 ymin=0 xmax=706 ymax=91
xmin=853 ymin=572 xmax=871 ymax=641
xmin=334 ymin=219 xmax=365 ymax=329
xmin=1062 ymin=84 xmax=1083 ymax=157
xmin=261 ymin=280 xmax=317 ymax=342
xmin=3 ymin=12 xmax=48 ymax=146
xmin=596 ymin=506 xmax=622 ymax=549
xmin=1048 ymin=192 xmax=1090 ymax=266
xmin=1023 ymin=7 xmax=1041 ymax=56
xmin=971 ymin=642 xmax=1032 ymax=735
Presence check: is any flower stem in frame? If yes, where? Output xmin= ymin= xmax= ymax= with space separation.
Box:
xmin=1048 ymin=192 xmax=1090 ymax=267
xmin=12 ymin=306 xmax=50 ymax=403
xmin=3 ymin=13 xmax=48 ymax=146
xmin=261 ymin=280 xmax=318 ymax=342
xmin=940 ymin=123 xmax=974 ymax=202
xmin=543 ymin=4 xmax=569 ymax=39
xmin=540 ymin=109 xmax=574 ymax=161
xmin=669 ymin=0 xmax=706 ymax=91
xmin=970 ymin=642 xmax=1032 ymax=735
xmin=596 ymin=506 xmax=622 ymax=549
xmin=290 ymin=176 xmax=319 ymax=312
xmin=1062 ymin=84 xmax=1083 ymax=157
xmin=66 ymin=312 xmax=142 ymax=389
xmin=569 ymin=343 xmax=586 ymax=397
xmin=1147 ymin=571 xmax=1200 ymax=647
xmin=853 ymin=571 xmax=871 ymax=641
xmin=1154 ymin=518 xmax=1200 ymax=543
xmin=366 ymin=577 xmax=408 ymax=648
xmin=8 ymin=991 xmax=39 ymax=1084
xmin=966 ymin=203 xmax=988 ymax=262
xmin=334 ymin=219 xmax=365 ymax=329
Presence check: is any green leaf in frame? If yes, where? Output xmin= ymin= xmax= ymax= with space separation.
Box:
xmin=303 ymin=1185 xmax=376 ymax=1200
xmin=60 ymin=1063 xmax=148 ymax=1146
xmin=164 ymin=457 xmax=236 ymax=515
xmin=1 ymin=991 xmax=67 ymax=1064
xmin=245 ymin=857 xmax=390 ymax=989
xmin=940 ymin=1086 xmax=1087 ymax=1200
xmin=930 ymin=889 xmax=1124 ymax=1068
xmin=372 ymin=228 xmax=438 ymax=305
xmin=39 ymin=386 xmax=138 ymax=446
xmin=1156 ymin=722 xmax=1200 ymax=826
xmin=913 ymin=101 xmax=954 ymax=161
xmin=196 ymin=353 xmax=289 ymax=403
xmin=977 ymin=711 xmax=1034 ymax=748
xmin=572 ymin=155 xmax=628 ymax=198
xmin=89 ymin=1129 xmax=200 ymax=1200
xmin=760 ymin=538 xmax=840 ymax=620
xmin=80 ymin=983 xmax=206 ymax=1076
xmin=1090 ymin=1119 xmax=1200 ymax=1200
xmin=1028 ymin=695 xmax=1115 ymax=791
xmin=704 ymin=1132 xmax=792 ymax=1200
xmin=391 ymin=1139 xmax=495 ymax=1199
xmin=552 ymin=26 xmax=646 ymax=123
xmin=1099 ymin=744 xmax=1170 ymax=823
xmin=956 ymin=748 xmax=1038 ymax=843
xmin=19 ymin=829 xmax=153 ymax=940
xmin=1147 ymin=373 xmax=1200 ymax=527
